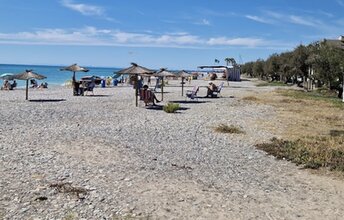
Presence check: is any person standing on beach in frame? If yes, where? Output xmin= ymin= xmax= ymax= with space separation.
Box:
xmin=147 ymin=76 xmax=151 ymax=86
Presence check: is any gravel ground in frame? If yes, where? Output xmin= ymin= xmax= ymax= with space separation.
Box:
xmin=1 ymin=79 xmax=343 ymax=220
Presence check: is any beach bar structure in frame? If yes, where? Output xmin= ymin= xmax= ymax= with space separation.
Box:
xmin=198 ymin=65 xmax=241 ymax=81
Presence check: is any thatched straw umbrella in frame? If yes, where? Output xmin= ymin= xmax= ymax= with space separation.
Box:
xmin=153 ymin=68 xmax=176 ymax=101
xmin=176 ymin=70 xmax=191 ymax=96
xmin=60 ymin=64 xmax=89 ymax=95
xmin=14 ymin=70 xmax=46 ymax=100
xmin=117 ymin=63 xmax=153 ymax=107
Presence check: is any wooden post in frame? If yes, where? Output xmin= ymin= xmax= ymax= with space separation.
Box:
xmin=25 ymin=80 xmax=29 ymax=100
xmin=135 ymin=74 xmax=138 ymax=107
xmin=161 ymin=77 xmax=164 ymax=101
xmin=181 ymin=77 xmax=184 ymax=96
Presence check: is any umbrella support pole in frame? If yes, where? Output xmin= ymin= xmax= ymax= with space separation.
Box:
xmin=182 ymin=78 xmax=184 ymax=96
xmin=161 ymin=78 xmax=164 ymax=101
xmin=25 ymin=80 xmax=29 ymax=100
xmin=135 ymin=74 xmax=138 ymax=107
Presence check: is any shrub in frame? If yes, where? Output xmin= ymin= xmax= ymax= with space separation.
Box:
xmin=163 ymin=103 xmax=180 ymax=113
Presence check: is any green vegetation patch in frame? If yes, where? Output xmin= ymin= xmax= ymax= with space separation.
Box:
xmin=256 ymin=81 xmax=291 ymax=87
xmin=278 ymin=89 xmax=344 ymax=109
xmin=215 ymin=124 xmax=245 ymax=134
xmin=256 ymin=137 xmax=344 ymax=171
xmin=163 ymin=103 xmax=180 ymax=113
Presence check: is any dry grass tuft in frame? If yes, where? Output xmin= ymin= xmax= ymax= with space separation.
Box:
xmin=215 ymin=124 xmax=245 ymax=134
xmin=242 ymin=96 xmax=259 ymax=101
xmin=50 ymin=182 xmax=88 ymax=199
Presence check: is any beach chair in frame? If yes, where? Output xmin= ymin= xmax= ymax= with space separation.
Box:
xmin=186 ymin=86 xmax=199 ymax=101
xmin=212 ymin=82 xmax=224 ymax=97
xmin=139 ymin=88 xmax=154 ymax=106
xmin=84 ymin=81 xmax=95 ymax=96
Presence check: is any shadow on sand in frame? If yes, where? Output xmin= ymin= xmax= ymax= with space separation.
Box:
xmin=84 ymin=95 xmax=111 ymax=97
xmin=29 ymin=99 xmax=66 ymax=102
xmin=145 ymin=105 xmax=189 ymax=112
xmin=154 ymin=91 xmax=171 ymax=94
xmin=169 ymin=100 xmax=209 ymax=104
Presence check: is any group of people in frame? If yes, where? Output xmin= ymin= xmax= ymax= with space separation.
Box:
xmin=1 ymin=79 xmax=49 ymax=90
xmin=1 ymin=80 xmax=17 ymax=90
xmin=139 ymin=81 xmax=219 ymax=105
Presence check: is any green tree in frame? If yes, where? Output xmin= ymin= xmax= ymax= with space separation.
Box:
xmin=291 ymin=44 xmax=310 ymax=79
xmin=241 ymin=61 xmax=254 ymax=77
xmin=253 ymin=59 xmax=265 ymax=79
xmin=225 ymin=58 xmax=237 ymax=66
xmin=264 ymin=53 xmax=281 ymax=81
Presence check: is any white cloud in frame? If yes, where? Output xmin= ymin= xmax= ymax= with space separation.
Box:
xmin=260 ymin=10 xmax=327 ymax=29
xmin=194 ymin=19 xmax=211 ymax=26
xmin=61 ymin=0 xmax=104 ymax=16
xmin=0 ymin=27 xmax=291 ymax=49
xmin=245 ymin=15 xmax=274 ymax=24
xmin=111 ymin=32 xmax=202 ymax=45
xmin=0 ymin=27 xmax=111 ymax=46
xmin=288 ymin=15 xmax=318 ymax=27
xmin=337 ymin=0 xmax=344 ymax=7
xmin=207 ymin=37 xmax=265 ymax=47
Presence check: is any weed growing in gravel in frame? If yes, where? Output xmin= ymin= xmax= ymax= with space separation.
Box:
xmin=63 ymin=212 xmax=77 ymax=220
xmin=215 ymin=124 xmax=245 ymax=134
xmin=163 ymin=103 xmax=180 ymax=113
xmin=242 ymin=96 xmax=259 ymax=101
xmin=50 ymin=182 xmax=88 ymax=199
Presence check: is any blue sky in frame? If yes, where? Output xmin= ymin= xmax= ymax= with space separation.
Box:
xmin=0 ymin=0 xmax=343 ymax=69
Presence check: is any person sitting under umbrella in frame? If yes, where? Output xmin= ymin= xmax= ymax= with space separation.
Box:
xmin=30 ymin=79 xmax=38 ymax=88
xmin=10 ymin=80 xmax=17 ymax=90
xmin=38 ymin=82 xmax=48 ymax=89
xmin=1 ymin=80 xmax=10 ymax=90
xmin=140 ymin=84 xmax=160 ymax=106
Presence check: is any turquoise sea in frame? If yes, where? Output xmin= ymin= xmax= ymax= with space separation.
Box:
xmin=0 ymin=64 xmax=121 ymax=88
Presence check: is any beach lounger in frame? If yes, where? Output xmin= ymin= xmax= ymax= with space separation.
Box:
xmin=82 ymin=81 xmax=95 ymax=96
xmin=186 ymin=86 xmax=199 ymax=101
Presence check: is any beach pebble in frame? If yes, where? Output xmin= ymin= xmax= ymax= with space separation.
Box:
xmin=1 ymin=80 xmax=343 ymax=219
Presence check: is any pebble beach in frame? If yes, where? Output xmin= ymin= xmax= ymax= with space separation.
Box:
xmin=1 ymin=79 xmax=344 ymax=219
